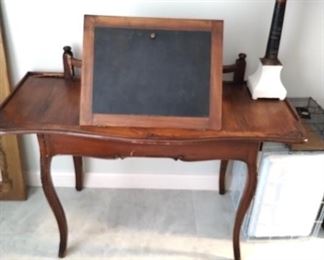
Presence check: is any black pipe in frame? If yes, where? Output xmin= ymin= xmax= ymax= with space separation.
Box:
xmin=264 ymin=0 xmax=287 ymax=61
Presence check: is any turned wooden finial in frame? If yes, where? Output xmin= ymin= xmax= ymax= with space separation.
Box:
xmin=264 ymin=0 xmax=287 ymax=64
xmin=234 ymin=53 xmax=247 ymax=84
xmin=63 ymin=46 xmax=82 ymax=80
xmin=63 ymin=46 xmax=74 ymax=79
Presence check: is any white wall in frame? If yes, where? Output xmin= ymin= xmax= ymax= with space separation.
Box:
xmin=1 ymin=0 xmax=323 ymax=189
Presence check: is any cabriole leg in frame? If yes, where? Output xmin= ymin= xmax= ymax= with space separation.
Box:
xmin=73 ymin=156 xmax=83 ymax=191
xmin=219 ymin=160 xmax=229 ymax=195
xmin=232 ymin=146 xmax=259 ymax=260
xmin=38 ymin=135 xmax=68 ymax=258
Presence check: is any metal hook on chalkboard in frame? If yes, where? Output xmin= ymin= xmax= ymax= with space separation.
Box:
xmin=150 ymin=32 xmax=156 ymax=40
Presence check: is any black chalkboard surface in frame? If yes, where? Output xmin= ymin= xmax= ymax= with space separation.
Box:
xmin=80 ymin=15 xmax=223 ymax=129
xmin=92 ymin=27 xmax=211 ymax=117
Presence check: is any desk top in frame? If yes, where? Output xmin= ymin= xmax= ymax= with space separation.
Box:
xmin=0 ymin=72 xmax=305 ymax=144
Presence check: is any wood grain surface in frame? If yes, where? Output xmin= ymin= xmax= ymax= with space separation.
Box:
xmin=0 ymin=72 xmax=306 ymax=145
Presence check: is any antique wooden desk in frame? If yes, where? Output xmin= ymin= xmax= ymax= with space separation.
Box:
xmin=0 ymin=70 xmax=305 ymax=259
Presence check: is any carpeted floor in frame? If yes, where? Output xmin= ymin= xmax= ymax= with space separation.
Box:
xmin=0 ymin=187 xmax=323 ymax=260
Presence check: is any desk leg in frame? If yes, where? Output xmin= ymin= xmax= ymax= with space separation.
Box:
xmin=38 ymin=135 xmax=68 ymax=258
xmin=233 ymin=146 xmax=258 ymax=260
xmin=219 ymin=160 xmax=229 ymax=195
xmin=73 ymin=156 xmax=83 ymax=191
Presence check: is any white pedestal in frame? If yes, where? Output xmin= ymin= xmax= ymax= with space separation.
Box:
xmin=247 ymin=61 xmax=287 ymax=100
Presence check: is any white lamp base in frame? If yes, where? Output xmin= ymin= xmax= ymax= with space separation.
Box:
xmin=247 ymin=61 xmax=287 ymax=100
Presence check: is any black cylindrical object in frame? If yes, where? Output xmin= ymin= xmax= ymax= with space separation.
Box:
xmin=264 ymin=0 xmax=287 ymax=61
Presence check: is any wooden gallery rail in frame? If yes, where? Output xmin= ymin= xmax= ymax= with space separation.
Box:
xmin=0 ymin=48 xmax=305 ymax=260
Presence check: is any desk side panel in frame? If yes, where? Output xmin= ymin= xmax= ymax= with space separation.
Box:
xmin=0 ymin=73 xmax=80 ymax=131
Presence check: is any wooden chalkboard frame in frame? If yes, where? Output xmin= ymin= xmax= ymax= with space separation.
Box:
xmin=80 ymin=15 xmax=223 ymax=130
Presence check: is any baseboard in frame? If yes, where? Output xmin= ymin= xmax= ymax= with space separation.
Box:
xmin=27 ymin=171 xmax=219 ymax=191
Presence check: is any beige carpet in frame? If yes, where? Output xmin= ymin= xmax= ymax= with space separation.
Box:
xmin=0 ymin=187 xmax=323 ymax=260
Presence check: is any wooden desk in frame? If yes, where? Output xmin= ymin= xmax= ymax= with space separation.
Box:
xmin=0 ymin=72 xmax=305 ymax=259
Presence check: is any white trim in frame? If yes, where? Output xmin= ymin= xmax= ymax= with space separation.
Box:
xmin=27 ymin=171 xmax=219 ymax=191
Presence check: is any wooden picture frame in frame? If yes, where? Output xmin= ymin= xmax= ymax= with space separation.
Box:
xmin=80 ymin=15 xmax=223 ymax=130
xmin=0 ymin=4 xmax=26 ymax=200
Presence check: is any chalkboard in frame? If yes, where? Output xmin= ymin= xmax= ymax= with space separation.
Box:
xmin=80 ymin=16 xmax=223 ymax=129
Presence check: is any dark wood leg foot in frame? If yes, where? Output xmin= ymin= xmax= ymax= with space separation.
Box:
xmin=38 ymin=135 xmax=68 ymax=258
xmin=219 ymin=160 xmax=229 ymax=195
xmin=232 ymin=149 xmax=258 ymax=260
xmin=73 ymin=156 xmax=83 ymax=191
